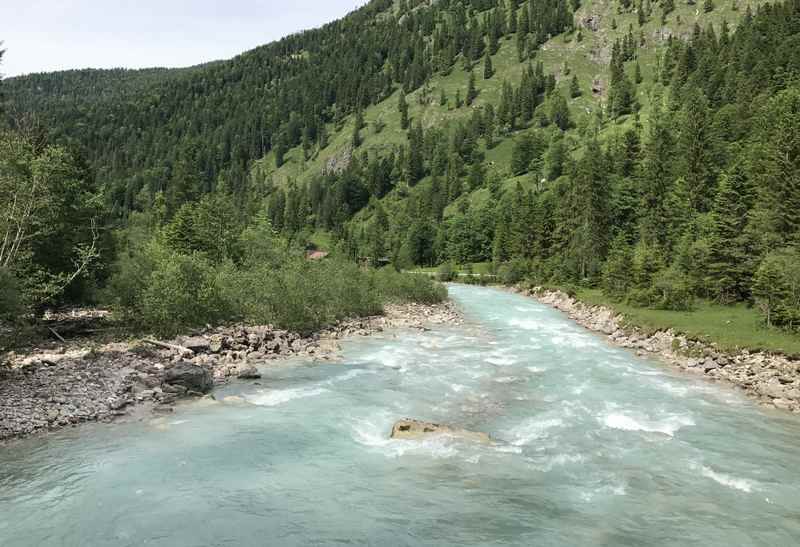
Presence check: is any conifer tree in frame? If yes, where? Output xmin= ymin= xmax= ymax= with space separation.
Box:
xmin=638 ymin=103 xmax=675 ymax=248
xmin=484 ymin=53 xmax=494 ymax=80
xmin=569 ymin=75 xmax=581 ymax=98
xmin=398 ymin=90 xmax=410 ymax=130
xmin=467 ymin=71 xmax=478 ymax=105
xmin=708 ymin=164 xmax=754 ymax=302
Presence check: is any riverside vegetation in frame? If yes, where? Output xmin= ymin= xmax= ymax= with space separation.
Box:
xmin=2 ymin=0 xmax=800 ymax=352
xmin=2 ymin=1 xmax=800 ymax=362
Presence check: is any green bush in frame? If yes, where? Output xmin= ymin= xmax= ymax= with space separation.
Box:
xmin=437 ymin=262 xmax=456 ymax=282
xmin=0 ymin=268 xmax=23 ymax=322
xmin=140 ymin=252 xmax=232 ymax=336
xmin=651 ymin=268 xmax=694 ymax=311
xmin=753 ymin=248 xmax=800 ymax=331
xmin=497 ymin=258 xmax=529 ymax=285
xmin=373 ymin=268 xmax=447 ymax=305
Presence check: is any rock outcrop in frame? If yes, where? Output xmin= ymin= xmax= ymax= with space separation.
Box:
xmin=390 ymin=419 xmax=491 ymax=444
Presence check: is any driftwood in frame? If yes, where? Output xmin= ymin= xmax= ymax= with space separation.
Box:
xmin=48 ymin=327 xmax=66 ymax=343
xmin=143 ymin=339 xmax=192 ymax=354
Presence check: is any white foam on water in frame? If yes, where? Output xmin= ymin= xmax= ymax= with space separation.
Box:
xmin=550 ymin=334 xmax=595 ymax=349
xmin=451 ymin=383 xmax=467 ymax=393
xmin=601 ymin=412 xmax=695 ymax=437
xmin=701 ymin=466 xmax=754 ymax=493
xmin=350 ymin=416 xmax=461 ymax=459
xmin=571 ymin=381 xmax=589 ymax=395
xmin=514 ymin=306 xmax=542 ymax=313
xmin=653 ymin=380 xmax=689 ymax=397
xmin=485 ymin=356 xmax=516 ymax=366
xmin=580 ymin=483 xmax=627 ymax=502
xmin=325 ymin=368 xmax=375 ymax=384
xmin=509 ymin=417 xmax=565 ymax=446
xmin=494 ymin=376 xmax=519 ymax=384
xmin=246 ymin=386 xmax=328 ymax=407
xmin=527 ymin=366 xmax=546 ymax=373
xmin=508 ymin=318 xmax=543 ymax=331
xmin=168 ymin=420 xmax=188 ymax=426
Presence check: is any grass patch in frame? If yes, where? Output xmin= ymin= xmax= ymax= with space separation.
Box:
xmin=577 ymin=288 xmax=800 ymax=357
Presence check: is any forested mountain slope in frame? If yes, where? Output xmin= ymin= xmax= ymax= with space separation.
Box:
xmin=4 ymin=0 xmax=800 ymax=336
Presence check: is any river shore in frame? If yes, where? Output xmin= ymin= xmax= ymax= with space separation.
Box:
xmin=0 ymin=302 xmax=462 ymax=442
xmin=518 ymin=286 xmax=800 ymax=414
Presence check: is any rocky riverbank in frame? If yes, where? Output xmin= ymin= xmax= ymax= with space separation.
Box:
xmin=518 ymin=287 xmax=800 ymax=414
xmin=0 ymin=301 xmax=462 ymax=442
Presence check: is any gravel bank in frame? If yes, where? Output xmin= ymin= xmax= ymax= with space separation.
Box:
xmin=0 ymin=301 xmax=462 ymax=442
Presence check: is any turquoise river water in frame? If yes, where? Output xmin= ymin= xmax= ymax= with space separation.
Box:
xmin=2 ymin=285 xmax=800 ymax=546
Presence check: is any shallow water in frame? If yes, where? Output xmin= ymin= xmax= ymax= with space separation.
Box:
xmin=2 ymin=285 xmax=800 ymax=546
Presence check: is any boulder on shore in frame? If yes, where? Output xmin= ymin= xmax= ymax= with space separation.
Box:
xmin=164 ymin=362 xmax=213 ymax=394
xmin=237 ymin=365 xmax=262 ymax=379
xmin=390 ymin=419 xmax=491 ymax=444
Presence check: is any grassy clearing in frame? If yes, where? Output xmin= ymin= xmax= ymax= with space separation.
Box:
xmin=577 ymin=289 xmax=800 ymax=357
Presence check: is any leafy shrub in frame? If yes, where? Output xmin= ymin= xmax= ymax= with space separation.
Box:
xmin=753 ymin=248 xmax=800 ymax=330
xmin=437 ymin=262 xmax=456 ymax=282
xmin=0 ymin=268 xmax=23 ymax=321
xmin=140 ymin=252 xmax=231 ymax=336
xmin=651 ymin=268 xmax=694 ymax=311
xmin=497 ymin=258 xmax=529 ymax=285
xmin=373 ymin=268 xmax=447 ymax=305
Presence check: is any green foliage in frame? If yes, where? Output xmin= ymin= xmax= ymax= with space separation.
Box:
xmin=752 ymin=248 xmax=800 ymax=331
xmin=371 ymin=268 xmax=447 ymax=305
xmin=437 ymin=262 xmax=456 ymax=282
xmin=0 ymin=268 xmax=23 ymax=322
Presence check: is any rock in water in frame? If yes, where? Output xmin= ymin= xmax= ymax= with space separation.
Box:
xmin=164 ymin=363 xmax=213 ymax=394
xmin=390 ymin=419 xmax=491 ymax=444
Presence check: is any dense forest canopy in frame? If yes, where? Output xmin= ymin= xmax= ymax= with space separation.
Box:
xmin=2 ymin=0 xmax=800 ymax=335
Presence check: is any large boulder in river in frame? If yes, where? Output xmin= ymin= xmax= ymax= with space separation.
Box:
xmin=390 ymin=419 xmax=491 ymax=444
xmin=164 ymin=362 xmax=213 ymax=394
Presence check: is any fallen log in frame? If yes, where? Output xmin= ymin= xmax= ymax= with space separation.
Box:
xmin=142 ymin=339 xmax=193 ymax=355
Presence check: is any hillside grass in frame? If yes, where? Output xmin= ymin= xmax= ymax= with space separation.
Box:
xmin=577 ymin=289 xmax=800 ymax=357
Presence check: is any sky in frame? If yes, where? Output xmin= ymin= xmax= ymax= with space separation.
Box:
xmin=2 ymin=0 xmax=366 ymax=77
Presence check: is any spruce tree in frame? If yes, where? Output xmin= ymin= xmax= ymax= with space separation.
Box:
xmin=708 ymin=164 xmax=754 ymax=302
xmin=484 ymin=53 xmax=494 ymax=80
xmin=398 ymin=90 xmax=410 ymax=130
xmin=467 ymin=71 xmax=478 ymax=105
xmin=569 ymin=75 xmax=581 ymax=98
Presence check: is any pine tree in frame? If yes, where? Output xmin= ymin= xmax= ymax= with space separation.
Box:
xmin=351 ymin=109 xmax=364 ymax=148
xmin=703 ymin=0 xmax=714 ymax=11
xmin=407 ymin=122 xmax=425 ymax=184
xmin=548 ymin=89 xmax=571 ymax=130
xmin=466 ymin=71 xmax=478 ymax=105
xmin=569 ymin=75 xmax=581 ymax=98
xmin=561 ymin=139 xmax=612 ymax=280
xmin=708 ymin=164 xmax=754 ymax=302
xmin=398 ymin=90 xmax=410 ymax=130
xmin=484 ymin=53 xmax=494 ymax=80
xmin=638 ymin=103 xmax=675 ymax=248
xmin=637 ymin=0 xmax=646 ymax=25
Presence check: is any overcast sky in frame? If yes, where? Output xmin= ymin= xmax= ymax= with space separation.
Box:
xmin=2 ymin=0 xmax=366 ymax=77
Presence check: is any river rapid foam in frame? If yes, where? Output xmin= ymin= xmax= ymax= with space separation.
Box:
xmin=1 ymin=285 xmax=800 ymax=546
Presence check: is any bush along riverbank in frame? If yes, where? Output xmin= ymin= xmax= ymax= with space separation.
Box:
xmin=518 ymin=287 xmax=800 ymax=414
xmin=0 ymin=301 xmax=462 ymax=442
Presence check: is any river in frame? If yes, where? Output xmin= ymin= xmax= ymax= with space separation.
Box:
xmin=2 ymin=285 xmax=799 ymax=546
